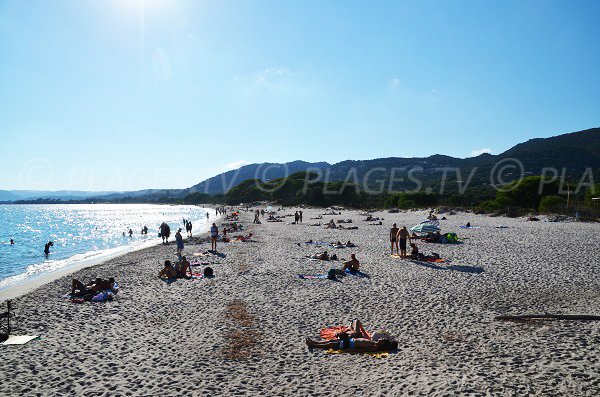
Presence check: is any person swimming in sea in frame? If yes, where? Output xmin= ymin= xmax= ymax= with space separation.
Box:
xmin=44 ymin=241 xmax=53 ymax=255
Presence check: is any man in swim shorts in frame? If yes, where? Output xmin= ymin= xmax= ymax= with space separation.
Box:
xmin=389 ymin=223 xmax=399 ymax=254
xmin=341 ymin=254 xmax=360 ymax=273
xmin=397 ymin=226 xmax=410 ymax=258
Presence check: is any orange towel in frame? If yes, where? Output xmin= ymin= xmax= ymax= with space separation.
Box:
xmin=320 ymin=326 xmax=371 ymax=340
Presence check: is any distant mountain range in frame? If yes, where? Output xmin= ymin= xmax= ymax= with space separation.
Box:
xmin=2 ymin=127 xmax=599 ymax=202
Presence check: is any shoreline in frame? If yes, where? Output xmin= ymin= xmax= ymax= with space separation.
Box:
xmin=0 ymin=207 xmax=221 ymax=301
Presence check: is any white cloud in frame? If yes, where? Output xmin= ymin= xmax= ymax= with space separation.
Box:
xmin=470 ymin=148 xmax=493 ymax=157
xmin=225 ymin=159 xmax=249 ymax=170
xmin=389 ymin=78 xmax=400 ymax=88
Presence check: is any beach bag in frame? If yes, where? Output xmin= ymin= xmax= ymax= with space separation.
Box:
xmin=203 ymin=267 xmax=214 ymax=278
xmin=446 ymin=233 xmax=458 ymax=243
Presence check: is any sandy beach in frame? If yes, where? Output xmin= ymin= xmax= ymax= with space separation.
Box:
xmin=1 ymin=208 xmax=600 ymax=396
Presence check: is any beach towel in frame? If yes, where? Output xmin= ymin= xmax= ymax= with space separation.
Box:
xmin=421 ymin=257 xmax=446 ymax=263
xmin=191 ymin=272 xmax=205 ymax=279
xmin=320 ymin=326 xmax=372 ymax=340
xmin=324 ymin=349 xmax=389 ymax=358
xmin=1 ymin=335 xmax=39 ymax=345
xmin=298 ymin=274 xmax=328 ymax=279
xmin=344 ymin=269 xmax=369 ymax=278
xmin=459 ymin=226 xmax=480 ymax=229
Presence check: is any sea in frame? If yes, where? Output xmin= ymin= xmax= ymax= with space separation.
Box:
xmin=0 ymin=204 xmax=214 ymax=291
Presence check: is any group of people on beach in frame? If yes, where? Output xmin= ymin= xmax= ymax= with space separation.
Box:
xmin=388 ymin=223 xmax=412 ymax=257
xmin=183 ymin=219 xmax=193 ymax=237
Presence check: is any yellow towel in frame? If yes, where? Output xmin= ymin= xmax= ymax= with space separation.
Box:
xmin=324 ymin=349 xmax=389 ymax=358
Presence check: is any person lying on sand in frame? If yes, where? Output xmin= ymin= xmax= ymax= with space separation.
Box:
xmin=305 ymin=336 xmax=397 ymax=352
xmin=311 ymin=251 xmax=330 ymax=260
xmin=337 ymin=319 xmax=370 ymax=339
xmin=345 ymin=241 xmax=356 ymax=247
xmin=158 ymin=260 xmax=178 ymax=279
xmin=71 ymin=277 xmax=116 ymax=298
xmin=341 ymin=254 xmax=360 ymax=273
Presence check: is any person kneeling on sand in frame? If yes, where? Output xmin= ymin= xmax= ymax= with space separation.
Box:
xmin=341 ymin=254 xmax=360 ymax=273
xmin=158 ymin=260 xmax=178 ymax=279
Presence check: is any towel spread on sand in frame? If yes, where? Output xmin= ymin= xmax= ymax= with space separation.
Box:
xmin=298 ymin=274 xmax=328 ymax=279
xmin=324 ymin=349 xmax=389 ymax=358
xmin=1 ymin=335 xmax=39 ymax=345
xmin=320 ymin=326 xmax=372 ymax=340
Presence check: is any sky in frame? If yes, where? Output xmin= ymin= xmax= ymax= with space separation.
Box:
xmin=1 ymin=0 xmax=599 ymax=191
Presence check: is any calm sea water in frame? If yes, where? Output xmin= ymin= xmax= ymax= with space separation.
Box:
xmin=0 ymin=204 xmax=213 ymax=289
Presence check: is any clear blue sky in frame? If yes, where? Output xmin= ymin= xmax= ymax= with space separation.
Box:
xmin=1 ymin=0 xmax=599 ymax=191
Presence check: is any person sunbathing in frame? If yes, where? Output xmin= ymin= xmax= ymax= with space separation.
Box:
xmin=337 ymin=319 xmax=370 ymax=339
xmin=71 ymin=277 xmax=116 ymax=298
xmin=176 ymin=257 xmax=192 ymax=278
xmin=341 ymin=254 xmax=360 ymax=273
xmin=158 ymin=260 xmax=178 ymax=279
xmin=345 ymin=241 xmax=356 ymax=247
xmin=311 ymin=251 xmax=330 ymax=260
xmin=305 ymin=336 xmax=397 ymax=352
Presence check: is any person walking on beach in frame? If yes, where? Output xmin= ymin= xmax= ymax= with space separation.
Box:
xmin=295 ymin=211 xmax=299 ymax=224
xmin=389 ymin=223 xmax=399 ymax=255
xmin=206 ymin=212 xmax=210 ymax=220
xmin=44 ymin=241 xmax=53 ymax=255
xmin=175 ymin=229 xmax=184 ymax=259
xmin=299 ymin=211 xmax=303 ymax=223
xmin=128 ymin=229 xmax=133 ymax=237
xmin=210 ymin=223 xmax=219 ymax=251
xmin=187 ymin=221 xmax=193 ymax=237
xmin=160 ymin=223 xmax=171 ymax=244
xmin=398 ymin=226 xmax=410 ymax=258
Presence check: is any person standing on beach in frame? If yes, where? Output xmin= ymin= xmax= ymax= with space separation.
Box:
xmin=210 ymin=223 xmax=219 ymax=251
xmin=398 ymin=226 xmax=410 ymax=258
xmin=299 ymin=211 xmax=303 ymax=223
xmin=206 ymin=212 xmax=210 ymax=220
xmin=175 ymin=229 xmax=184 ymax=259
xmin=187 ymin=221 xmax=193 ymax=237
xmin=295 ymin=211 xmax=299 ymax=224
xmin=10 ymin=238 xmax=14 ymax=245
xmin=389 ymin=223 xmax=399 ymax=255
